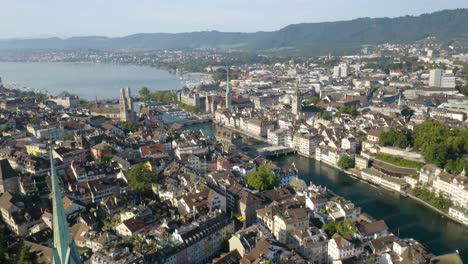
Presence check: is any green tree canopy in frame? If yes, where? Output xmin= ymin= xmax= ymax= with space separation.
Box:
xmin=323 ymin=220 xmax=356 ymax=237
xmin=139 ymin=87 xmax=151 ymax=101
xmin=128 ymin=163 xmax=157 ymax=191
xmin=321 ymin=111 xmax=331 ymax=120
xmin=29 ymin=115 xmax=41 ymax=125
xmin=413 ymin=120 xmax=468 ymax=170
xmin=246 ymin=165 xmax=277 ymax=191
xmin=122 ymin=121 xmax=139 ymax=133
xmin=379 ymin=127 xmax=412 ymax=148
xmin=334 ymin=107 xmax=358 ymax=117
xmin=305 ymin=96 xmax=320 ymax=105
xmin=337 ymin=155 xmax=354 ymax=170
xmin=57 ymin=90 xmax=76 ymax=97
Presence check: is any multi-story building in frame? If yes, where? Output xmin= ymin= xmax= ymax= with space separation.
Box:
xmin=328 ymin=233 xmax=362 ymax=262
xmin=432 ymin=171 xmax=468 ymax=208
xmin=170 ymin=213 xmax=235 ymax=264
xmin=50 ymin=96 xmax=80 ymax=109
xmin=245 ymin=118 xmax=275 ymax=137
xmin=267 ymin=128 xmax=289 ymax=146
xmin=448 ymin=206 xmax=468 ymax=225
xmin=290 ymin=227 xmax=328 ymax=264
xmin=315 ymin=146 xmax=347 ymax=167
xmin=419 ymin=164 xmax=441 ymax=186
xmin=273 ymin=207 xmax=309 ymax=243
xmin=293 ymin=132 xmax=321 ymax=157
xmin=429 ymin=69 xmax=443 ymax=87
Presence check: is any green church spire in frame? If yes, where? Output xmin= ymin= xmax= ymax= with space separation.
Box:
xmin=50 ymin=147 xmax=81 ymax=264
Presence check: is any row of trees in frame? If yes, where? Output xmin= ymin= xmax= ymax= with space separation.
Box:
xmin=412 ymin=186 xmax=453 ymax=210
xmin=139 ymin=87 xmax=174 ymax=102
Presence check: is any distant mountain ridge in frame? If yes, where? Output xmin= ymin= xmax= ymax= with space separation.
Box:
xmin=1 ymin=9 xmax=467 ymax=55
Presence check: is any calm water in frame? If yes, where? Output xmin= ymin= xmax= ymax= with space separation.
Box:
xmin=0 ymin=62 xmax=184 ymax=100
xmin=2 ymin=62 xmax=466 ymax=260
xmin=274 ymin=155 xmax=468 ymax=261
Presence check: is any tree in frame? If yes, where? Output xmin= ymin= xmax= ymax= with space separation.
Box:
xmin=29 ymin=115 xmax=41 ymax=125
xmin=305 ymin=96 xmax=320 ymax=105
xmin=58 ymin=90 xmax=76 ymax=97
xmin=334 ymin=107 xmax=358 ymax=117
xmin=337 ymin=155 xmax=354 ymax=170
xmin=321 ymin=111 xmax=331 ymax=120
xmin=128 ymin=163 xmax=157 ymax=191
xmin=15 ymin=247 xmax=33 ymax=264
xmin=379 ymin=127 xmax=411 ymax=148
xmin=122 ymin=122 xmax=139 ymax=133
xmin=456 ymin=78 xmax=468 ymax=96
xmin=212 ymin=68 xmax=228 ymax=82
xmin=246 ymin=165 xmax=277 ymax=191
xmin=139 ymin=87 xmax=150 ymax=101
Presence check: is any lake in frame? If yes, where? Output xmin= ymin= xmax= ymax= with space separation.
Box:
xmin=0 ymin=61 xmax=188 ymax=100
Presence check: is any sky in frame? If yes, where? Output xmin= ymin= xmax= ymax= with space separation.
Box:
xmin=1 ymin=0 xmax=468 ymax=39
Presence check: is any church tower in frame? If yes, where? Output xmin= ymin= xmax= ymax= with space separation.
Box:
xmin=292 ymin=80 xmax=301 ymax=116
xmin=119 ymin=87 xmax=135 ymax=122
xmin=225 ymin=68 xmax=232 ymax=109
xmin=50 ymin=147 xmax=82 ymax=264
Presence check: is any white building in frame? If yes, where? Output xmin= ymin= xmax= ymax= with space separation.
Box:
xmin=432 ymin=171 xmax=468 ymax=208
xmin=267 ymin=128 xmax=289 ymax=146
xmin=429 ymin=69 xmax=456 ymax=88
xmin=448 ymin=206 xmax=468 ymax=225
xmin=293 ymin=132 xmax=321 ymax=157
xmin=333 ymin=64 xmax=348 ymax=78
xmin=328 ymin=233 xmax=362 ymax=262
xmin=429 ymin=69 xmax=443 ymax=87
xmin=315 ymin=146 xmax=347 ymax=167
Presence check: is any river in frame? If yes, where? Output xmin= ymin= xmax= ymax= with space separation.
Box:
xmin=191 ymin=123 xmax=468 ymax=260
xmin=2 ymin=61 xmax=466 ymax=260
xmin=0 ymin=61 xmax=199 ymax=100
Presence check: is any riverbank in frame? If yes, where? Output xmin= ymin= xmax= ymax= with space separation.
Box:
xmin=314 ymin=157 xmax=468 ymax=228
xmin=215 ymin=122 xmax=468 ymax=228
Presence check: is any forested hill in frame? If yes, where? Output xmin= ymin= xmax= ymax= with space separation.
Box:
xmin=0 ymin=9 xmax=467 ymax=55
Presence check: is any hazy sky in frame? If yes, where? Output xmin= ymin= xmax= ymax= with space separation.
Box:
xmin=2 ymin=0 xmax=468 ymax=38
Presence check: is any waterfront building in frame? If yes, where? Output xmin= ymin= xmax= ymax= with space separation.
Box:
xmin=355 ymin=155 xmax=369 ymax=170
xmin=315 ymin=145 xmax=347 ymax=167
xmin=448 ymin=206 xmax=468 ymax=225
xmin=432 ymin=170 xmax=468 ymax=208
xmin=267 ymin=128 xmax=289 ymax=146
xmin=419 ymin=164 xmax=441 ymax=186
xmin=361 ymin=168 xmax=409 ymax=192
xmin=293 ymin=131 xmax=321 ymax=157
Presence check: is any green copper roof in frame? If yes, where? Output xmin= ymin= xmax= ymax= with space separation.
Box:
xmin=50 ymin=147 xmax=81 ymax=264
